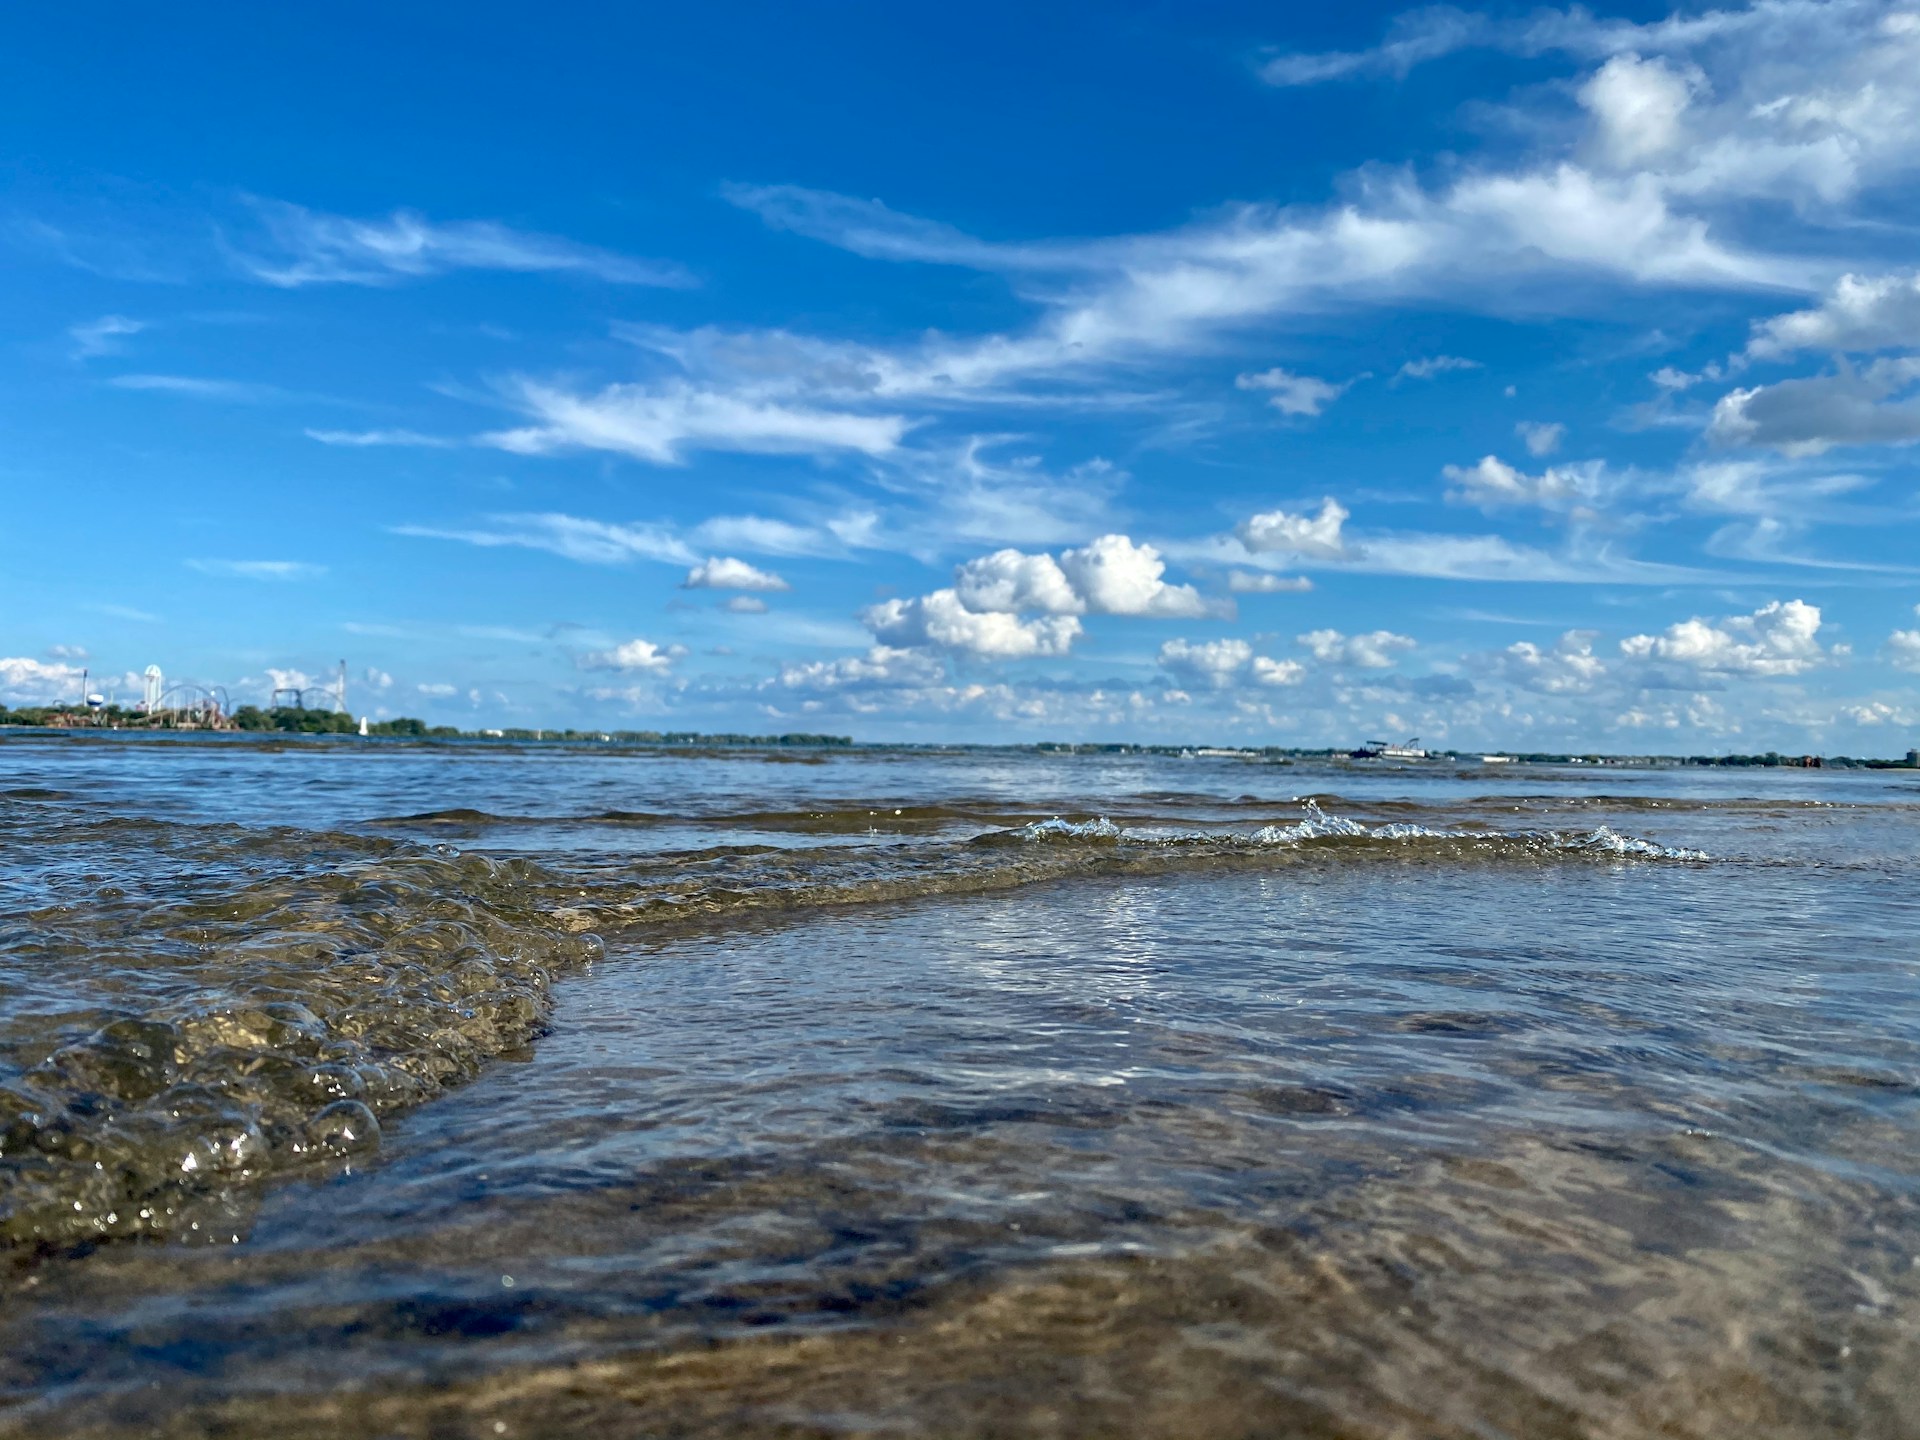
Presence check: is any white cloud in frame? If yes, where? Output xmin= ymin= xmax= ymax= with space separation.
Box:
xmin=1298 ymin=628 xmax=1416 ymax=668
xmin=109 ymin=374 xmax=280 ymax=402
xmin=690 ymin=513 xmax=860 ymax=558
xmin=683 ymin=556 xmax=791 ymax=592
xmin=1158 ymin=637 xmax=1253 ymax=688
xmin=1396 ymin=354 xmax=1481 ymax=381
xmin=1578 ymin=53 xmax=1700 ymax=167
xmin=1708 ymin=359 xmax=1920 ymax=454
xmin=947 ymin=535 xmax=1208 ymax=620
xmin=954 ymin=549 xmax=1081 ymax=615
xmin=1516 ymin=420 xmax=1566 ymax=457
xmin=1650 ymin=364 xmax=1712 ymax=391
xmin=1443 ymin=454 xmax=1612 ymax=512
xmin=1235 ymin=367 xmax=1354 ymax=417
xmin=228 ymin=199 xmax=691 ymax=289
xmin=1841 ymin=700 xmax=1920 ymax=727
xmin=69 ymin=314 xmax=144 ymax=359
xmin=1226 ymin=570 xmax=1313 ymax=594
xmin=707 ymin=160 xmax=1798 ymax=430
xmin=1502 ymin=631 xmax=1607 ymax=693
xmin=863 ymin=590 xmax=1082 ymax=658
xmin=1620 ymin=599 xmax=1829 ymax=677
xmin=306 ymin=428 xmax=458 ymax=448
xmin=417 ymin=682 xmax=458 ymax=697
xmin=394 ymin=513 xmax=698 ymax=566
xmin=1251 ymin=656 xmax=1307 ymax=686
xmin=364 ymin=667 xmax=394 ymax=691
xmin=724 ymin=595 xmax=769 ymax=615
xmin=483 ymin=378 xmax=908 ymax=465
xmin=577 ymin=638 xmax=686 ymax=673
xmin=774 ymin=645 xmax=945 ymax=691
xmin=1259 ymin=6 xmax=1490 ymax=85
xmin=1057 ymin=535 xmax=1209 ymax=618
xmin=45 ymin=644 xmax=88 ymax=660
xmin=1746 ymin=271 xmax=1920 ymax=359
xmin=1887 ymin=608 xmax=1920 ymax=672
xmin=186 ymin=559 xmax=327 ymax=581
xmin=0 ymin=657 xmax=85 ymax=705
xmin=1237 ymin=499 xmax=1351 ymax=559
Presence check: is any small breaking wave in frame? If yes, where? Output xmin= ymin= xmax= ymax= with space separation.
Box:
xmin=1016 ymin=802 xmax=1709 ymax=862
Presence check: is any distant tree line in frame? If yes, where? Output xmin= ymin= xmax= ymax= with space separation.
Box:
xmin=227 ymin=706 xmax=460 ymax=736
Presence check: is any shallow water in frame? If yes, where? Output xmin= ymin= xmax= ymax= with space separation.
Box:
xmin=2 ymin=733 xmax=1918 ymax=1437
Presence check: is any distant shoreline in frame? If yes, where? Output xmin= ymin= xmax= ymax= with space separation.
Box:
xmin=2 ymin=716 xmax=1916 ymax=771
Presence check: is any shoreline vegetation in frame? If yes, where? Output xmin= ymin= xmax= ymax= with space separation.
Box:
xmin=1 ymin=703 xmax=1916 ymax=769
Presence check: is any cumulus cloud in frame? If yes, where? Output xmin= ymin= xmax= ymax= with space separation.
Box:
xmin=948 ymin=535 xmax=1208 ymax=620
xmin=1443 ymin=454 xmax=1612 ymax=512
xmin=1235 ymin=367 xmax=1355 ymax=417
xmin=1708 ymin=359 xmax=1920 ymax=454
xmin=774 ymin=645 xmax=946 ymax=691
xmin=683 ymin=556 xmax=791 ymax=591
xmin=1155 ymin=639 xmax=1303 ymax=690
xmin=1746 ymin=271 xmax=1920 ymax=359
xmin=864 ymin=590 xmax=1081 ymax=659
xmin=1252 ymin=656 xmax=1307 ymax=686
xmin=1502 ymin=631 xmax=1607 ymax=693
xmin=45 ymin=644 xmax=88 ymax=660
xmin=1298 ymin=628 xmax=1416 ymax=668
xmin=227 ymin=200 xmax=691 ymax=289
xmin=1620 ymin=598 xmax=1829 ymax=677
xmin=953 ymin=549 xmax=1081 ymax=615
xmin=576 ymin=638 xmax=687 ymax=673
xmin=1237 ymin=499 xmax=1351 ymax=559
xmin=1058 ymin=535 xmax=1210 ymax=618
xmin=0 ymin=656 xmax=85 ymax=705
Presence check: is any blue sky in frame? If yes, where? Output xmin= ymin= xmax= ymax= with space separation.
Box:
xmin=6 ymin=0 xmax=1920 ymax=749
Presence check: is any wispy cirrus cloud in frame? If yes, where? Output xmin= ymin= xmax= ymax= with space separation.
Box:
xmin=69 ymin=315 xmax=145 ymax=360
xmin=224 ymin=199 xmax=694 ymax=289
xmin=394 ymin=508 xmax=875 ymax=569
xmin=480 ymin=377 xmax=909 ymax=464
xmin=394 ymin=513 xmax=700 ymax=567
xmin=109 ymin=373 xmax=285 ymax=402
xmin=185 ymin=559 xmax=327 ymax=581
xmin=306 ymin=427 xmax=460 ymax=448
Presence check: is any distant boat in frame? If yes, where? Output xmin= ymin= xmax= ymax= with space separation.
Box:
xmin=1480 ymin=754 xmax=1515 ymax=764
xmin=1350 ymin=737 xmax=1429 ymax=760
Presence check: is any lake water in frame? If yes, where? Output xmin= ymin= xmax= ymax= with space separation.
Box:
xmin=3 ymin=733 xmax=1918 ymax=1437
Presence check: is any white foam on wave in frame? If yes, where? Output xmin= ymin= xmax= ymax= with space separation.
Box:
xmin=1019 ymin=800 xmax=1708 ymax=861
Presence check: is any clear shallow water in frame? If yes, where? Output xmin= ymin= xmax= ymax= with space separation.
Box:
xmin=2 ymin=733 xmax=1918 ymax=1437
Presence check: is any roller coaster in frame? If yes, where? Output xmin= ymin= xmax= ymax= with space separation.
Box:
xmin=135 ymin=682 xmax=234 ymax=730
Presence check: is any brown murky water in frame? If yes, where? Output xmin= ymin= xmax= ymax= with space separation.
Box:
xmin=3 ymin=734 xmax=1918 ymax=1437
